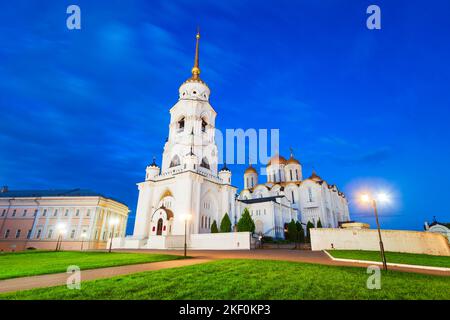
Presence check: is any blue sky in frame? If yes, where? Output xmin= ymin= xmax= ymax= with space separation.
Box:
xmin=1 ymin=0 xmax=449 ymax=234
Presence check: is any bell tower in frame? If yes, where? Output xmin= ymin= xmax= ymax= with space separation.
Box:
xmin=161 ymin=31 xmax=219 ymax=175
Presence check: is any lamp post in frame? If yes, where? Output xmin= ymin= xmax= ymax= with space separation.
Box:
xmin=108 ymin=218 xmax=119 ymax=253
xmin=55 ymin=223 xmax=66 ymax=251
xmin=360 ymin=193 xmax=389 ymax=271
xmin=181 ymin=214 xmax=192 ymax=257
xmin=80 ymin=232 xmax=87 ymax=251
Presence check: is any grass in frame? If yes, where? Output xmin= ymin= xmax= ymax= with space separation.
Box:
xmin=1 ymin=259 xmax=449 ymax=300
xmin=0 ymin=250 xmax=182 ymax=280
xmin=327 ymin=250 xmax=450 ymax=268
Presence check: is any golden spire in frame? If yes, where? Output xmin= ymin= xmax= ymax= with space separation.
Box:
xmin=191 ymin=28 xmax=201 ymax=80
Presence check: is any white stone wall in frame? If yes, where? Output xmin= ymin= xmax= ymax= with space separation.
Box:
xmin=189 ymin=232 xmax=251 ymax=250
xmin=311 ymin=228 xmax=450 ymax=256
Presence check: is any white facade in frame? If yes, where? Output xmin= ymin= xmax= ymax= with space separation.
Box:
xmin=0 ymin=188 xmax=129 ymax=251
xmin=120 ymin=32 xmax=351 ymax=250
xmin=238 ymin=156 xmax=351 ymax=238
xmin=126 ymin=32 xmax=238 ymax=250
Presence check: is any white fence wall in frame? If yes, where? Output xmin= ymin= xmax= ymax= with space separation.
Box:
xmin=190 ymin=232 xmax=252 ymax=250
xmin=311 ymin=228 xmax=450 ymax=256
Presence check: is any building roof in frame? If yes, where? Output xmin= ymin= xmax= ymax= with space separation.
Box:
xmin=238 ymin=195 xmax=284 ymax=204
xmin=267 ymin=154 xmax=287 ymax=166
xmin=0 ymin=188 xmax=127 ymax=205
xmin=244 ymin=165 xmax=257 ymax=174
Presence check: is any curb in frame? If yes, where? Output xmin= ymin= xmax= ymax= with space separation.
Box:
xmin=323 ymin=250 xmax=450 ymax=272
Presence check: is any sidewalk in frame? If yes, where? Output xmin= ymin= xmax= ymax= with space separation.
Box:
xmin=0 ymin=258 xmax=211 ymax=294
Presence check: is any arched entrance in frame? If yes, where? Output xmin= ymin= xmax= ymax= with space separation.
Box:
xmin=156 ymin=218 xmax=163 ymax=236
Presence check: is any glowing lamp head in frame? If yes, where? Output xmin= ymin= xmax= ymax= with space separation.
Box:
xmin=56 ymin=223 xmax=67 ymax=233
xmin=181 ymin=214 xmax=192 ymax=222
xmin=81 ymin=232 xmax=88 ymax=239
xmin=377 ymin=192 xmax=390 ymax=203
xmin=109 ymin=218 xmax=120 ymax=226
xmin=360 ymin=194 xmax=371 ymax=203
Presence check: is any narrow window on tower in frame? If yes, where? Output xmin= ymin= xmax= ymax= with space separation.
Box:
xmin=200 ymin=157 xmax=210 ymax=169
xmin=178 ymin=117 xmax=185 ymax=132
xmin=296 ymin=170 xmax=299 ymax=180
xmin=201 ymin=118 xmax=207 ymax=132
xmin=292 ymin=191 xmax=295 ymax=204
xmin=290 ymin=170 xmax=293 ymax=181
xmin=308 ymin=187 xmax=313 ymax=202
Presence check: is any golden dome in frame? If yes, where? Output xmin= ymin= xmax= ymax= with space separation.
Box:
xmin=287 ymin=156 xmax=300 ymax=165
xmin=267 ymin=154 xmax=287 ymax=166
xmin=244 ymin=165 xmax=257 ymax=174
xmin=309 ymin=170 xmax=323 ymax=182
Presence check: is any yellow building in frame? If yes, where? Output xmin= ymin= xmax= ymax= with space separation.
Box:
xmin=0 ymin=187 xmax=129 ymax=252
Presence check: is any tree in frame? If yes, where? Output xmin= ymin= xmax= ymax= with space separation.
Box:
xmin=296 ymin=221 xmax=305 ymax=243
xmin=211 ymin=220 xmax=219 ymax=233
xmin=220 ymin=213 xmax=232 ymax=233
xmin=287 ymin=220 xmax=298 ymax=244
xmin=306 ymin=221 xmax=314 ymax=243
xmin=317 ymin=219 xmax=323 ymax=228
xmin=237 ymin=208 xmax=255 ymax=233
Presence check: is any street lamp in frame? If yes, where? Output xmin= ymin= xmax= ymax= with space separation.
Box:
xmin=55 ymin=223 xmax=67 ymax=251
xmin=80 ymin=232 xmax=88 ymax=251
xmin=360 ymin=192 xmax=390 ymax=271
xmin=108 ymin=217 xmax=120 ymax=253
xmin=181 ymin=214 xmax=192 ymax=257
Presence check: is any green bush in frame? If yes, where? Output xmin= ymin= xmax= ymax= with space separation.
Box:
xmin=220 ymin=213 xmax=232 ymax=233
xmin=287 ymin=220 xmax=298 ymax=242
xmin=306 ymin=221 xmax=314 ymax=243
xmin=296 ymin=221 xmax=305 ymax=243
xmin=317 ymin=219 xmax=322 ymax=228
xmin=211 ymin=220 xmax=219 ymax=233
xmin=237 ymin=208 xmax=255 ymax=233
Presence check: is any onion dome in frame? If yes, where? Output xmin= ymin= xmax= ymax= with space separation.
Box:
xmin=309 ymin=170 xmax=323 ymax=182
xmin=287 ymin=148 xmax=300 ymax=165
xmin=287 ymin=155 xmax=300 ymax=165
xmin=267 ymin=154 xmax=287 ymax=166
xmin=220 ymin=162 xmax=231 ymax=172
xmin=179 ymin=30 xmax=210 ymax=101
xmin=244 ymin=164 xmax=257 ymax=174
xmin=149 ymin=157 xmax=159 ymax=168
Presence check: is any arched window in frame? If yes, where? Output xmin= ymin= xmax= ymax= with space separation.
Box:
xmin=308 ymin=187 xmax=313 ymax=202
xmin=290 ymin=170 xmax=293 ymax=181
xmin=200 ymin=157 xmax=210 ymax=169
xmin=296 ymin=170 xmax=299 ymax=180
xmin=170 ymin=155 xmax=181 ymax=167
xmin=201 ymin=118 xmax=207 ymax=132
xmin=177 ymin=117 xmax=185 ymax=132
xmin=291 ymin=190 xmax=295 ymax=204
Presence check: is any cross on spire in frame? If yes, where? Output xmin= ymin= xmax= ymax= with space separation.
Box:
xmin=191 ymin=28 xmax=201 ymax=80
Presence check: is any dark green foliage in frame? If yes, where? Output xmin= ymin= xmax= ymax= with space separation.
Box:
xmin=287 ymin=220 xmax=298 ymax=242
xmin=237 ymin=208 xmax=255 ymax=233
xmin=211 ymin=220 xmax=219 ymax=233
xmin=306 ymin=221 xmax=314 ymax=243
xmin=317 ymin=219 xmax=323 ymax=228
xmin=296 ymin=221 xmax=305 ymax=243
xmin=220 ymin=213 xmax=232 ymax=233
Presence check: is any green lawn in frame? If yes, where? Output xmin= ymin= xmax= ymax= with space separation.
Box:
xmin=1 ymin=259 xmax=449 ymax=300
xmin=0 ymin=250 xmax=182 ymax=280
xmin=327 ymin=250 xmax=450 ymax=268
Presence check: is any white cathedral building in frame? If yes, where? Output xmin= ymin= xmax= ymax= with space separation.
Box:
xmin=115 ymin=32 xmax=350 ymax=250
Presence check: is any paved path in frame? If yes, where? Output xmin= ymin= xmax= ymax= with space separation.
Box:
xmin=1 ymin=249 xmax=448 ymax=294
xmin=0 ymin=258 xmax=211 ymax=294
xmin=117 ymin=248 xmax=450 ymax=277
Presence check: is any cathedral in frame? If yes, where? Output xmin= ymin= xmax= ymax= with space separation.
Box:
xmin=118 ymin=32 xmax=350 ymax=250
